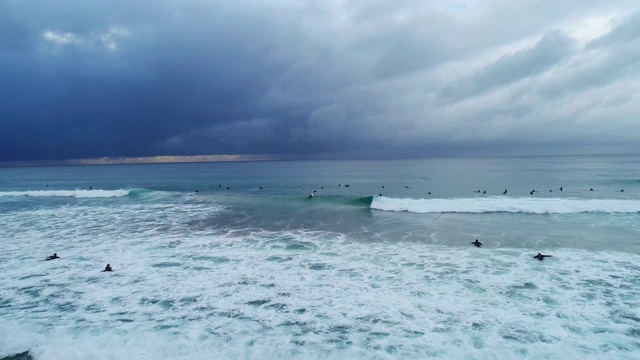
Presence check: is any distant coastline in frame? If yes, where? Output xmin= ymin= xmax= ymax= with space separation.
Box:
xmin=0 ymin=154 xmax=276 ymax=167
xmin=1 ymin=152 xmax=638 ymax=168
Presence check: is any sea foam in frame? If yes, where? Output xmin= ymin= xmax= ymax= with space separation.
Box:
xmin=0 ymin=189 xmax=133 ymax=198
xmin=1 ymin=228 xmax=639 ymax=360
xmin=371 ymin=196 xmax=640 ymax=214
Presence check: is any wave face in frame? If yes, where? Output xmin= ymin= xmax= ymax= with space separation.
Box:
xmin=371 ymin=196 xmax=640 ymax=214
xmin=0 ymin=189 xmax=135 ymax=198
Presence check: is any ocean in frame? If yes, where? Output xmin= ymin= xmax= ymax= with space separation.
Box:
xmin=1 ymin=155 xmax=639 ymax=359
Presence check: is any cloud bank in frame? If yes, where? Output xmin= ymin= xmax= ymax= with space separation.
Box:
xmin=1 ymin=0 xmax=639 ymax=162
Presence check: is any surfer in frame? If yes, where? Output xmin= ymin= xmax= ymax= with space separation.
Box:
xmin=533 ymin=253 xmax=552 ymax=261
xmin=195 ymin=189 xmax=198 ymax=193
xmin=379 ymin=193 xmax=382 ymax=196
xmin=590 ymin=188 xmax=594 ymax=191
xmin=102 ymin=264 xmax=113 ymax=272
xmin=428 ymin=192 xmax=431 ymax=195
xmin=45 ymin=253 xmax=60 ymax=261
xmin=308 ymin=193 xmax=314 ymax=199
xmin=530 ymin=190 xmax=534 ymax=195
xmin=621 ymin=189 xmax=624 ymax=192
xmin=472 ymin=239 xmax=482 ymax=248
xmin=503 ymin=189 xmax=507 ymax=194
xmin=560 ymin=186 xmax=563 ymax=191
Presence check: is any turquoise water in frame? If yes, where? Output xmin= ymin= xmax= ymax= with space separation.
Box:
xmin=1 ymin=156 xmax=640 ymax=359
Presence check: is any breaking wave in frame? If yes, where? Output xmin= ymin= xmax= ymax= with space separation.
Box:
xmin=371 ymin=196 xmax=640 ymax=214
xmin=0 ymin=189 xmax=141 ymax=198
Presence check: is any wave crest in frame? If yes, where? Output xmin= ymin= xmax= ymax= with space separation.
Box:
xmin=0 ymin=189 xmax=134 ymax=198
xmin=371 ymin=197 xmax=640 ymax=214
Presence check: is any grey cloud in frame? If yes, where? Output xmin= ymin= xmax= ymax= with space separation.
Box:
xmin=586 ymin=11 xmax=640 ymax=49
xmin=441 ymin=30 xmax=577 ymax=99
xmin=2 ymin=1 xmax=640 ymax=162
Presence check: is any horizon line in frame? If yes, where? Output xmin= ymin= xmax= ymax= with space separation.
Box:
xmin=1 ymin=152 xmax=639 ymax=168
xmin=0 ymin=154 xmax=279 ymax=167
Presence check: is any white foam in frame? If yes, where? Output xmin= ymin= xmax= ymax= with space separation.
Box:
xmin=2 ymin=194 xmax=640 ymax=359
xmin=371 ymin=196 xmax=640 ymax=214
xmin=1 ymin=223 xmax=640 ymax=359
xmin=0 ymin=189 xmax=132 ymax=198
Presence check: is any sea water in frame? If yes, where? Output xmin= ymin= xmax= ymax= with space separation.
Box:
xmin=0 ymin=155 xmax=639 ymax=359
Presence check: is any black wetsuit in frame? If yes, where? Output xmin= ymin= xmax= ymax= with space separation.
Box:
xmin=533 ymin=254 xmax=552 ymax=261
xmin=472 ymin=240 xmax=483 ymax=248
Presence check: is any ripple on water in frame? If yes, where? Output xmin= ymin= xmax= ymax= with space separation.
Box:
xmin=179 ymin=296 xmax=200 ymax=306
xmin=626 ymin=328 xmax=640 ymax=338
xmin=285 ymin=242 xmax=317 ymax=251
xmin=19 ymin=286 xmax=42 ymax=298
xmin=462 ymin=279 xmax=486 ymax=294
xmin=55 ymin=302 xmax=78 ymax=312
xmin=246 ymin=299 xmax=271 ymax=307
xmin=309 ymin=263 xmax=332 ymax=271
xmin=18 ymin=274 xmax=47 ymax=280
xmin=151 ymin=262 xmax=181 ymax=268
xmin=265 ymin=255 xmax=293 ymax=262
xmin=499 ymin=326 xmax=558 ymax=345
xmin=265 ymin=303 xmax=287 ymax=311
xmin=191 ymin=255 xmax=231 ymax=264
xmin=0 ymin=299 xmax=12 ymax=308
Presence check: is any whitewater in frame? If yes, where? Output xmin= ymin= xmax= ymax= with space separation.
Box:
xmin=371 ymin=196 xmax=640 ymax=214
xmin=1 ymin=156 xmax=640 ymax=359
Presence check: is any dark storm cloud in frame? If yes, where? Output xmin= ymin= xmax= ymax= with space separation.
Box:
xmin=0 ymin=0 xmax=296 ymax=161
xmin=1 ymin=1 xmax=640 ymax=162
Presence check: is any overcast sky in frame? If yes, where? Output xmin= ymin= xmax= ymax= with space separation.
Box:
xmin=2 ymin=0 xmax=640 ymax=162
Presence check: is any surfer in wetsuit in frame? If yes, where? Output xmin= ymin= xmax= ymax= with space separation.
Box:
xmin=308 ymin=193 xmax=314 ymax=199
xmin=45 ymin=253 xmax=60 ymax=261
xmin=533 ymin=253 xmax=552 ymax=261
xmin=472 ymin=239 xmax=483 ymax=248
xmin=503 ymin=189 xmax=507 ymax=194
xmin=102 ymin=264 xmax=113 ymax=272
